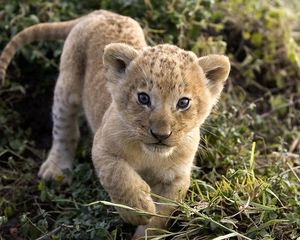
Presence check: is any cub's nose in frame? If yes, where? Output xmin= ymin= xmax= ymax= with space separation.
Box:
xmin=150 ymin=129 xmax=172 ymax=141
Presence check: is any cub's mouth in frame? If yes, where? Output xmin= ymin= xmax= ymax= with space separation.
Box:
xmin=142 ymin=142 xmax=174 ymax=155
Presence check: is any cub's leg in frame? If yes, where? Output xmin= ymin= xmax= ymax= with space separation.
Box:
xmin=100 ymin=158 xmax=156 ymax=225
xmin=133 ymin=176 xmax=190 ymax=239
xmin=92 ymin=144 xmax=157 ymax=225
xmin=37 ymin=23 xmax=85 ymax=183
xmin=38 ymin=76 xmax=80 ymax=183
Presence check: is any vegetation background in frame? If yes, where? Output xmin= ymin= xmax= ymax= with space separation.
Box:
xmin=0 ymin=0 xmax=299 ymax=239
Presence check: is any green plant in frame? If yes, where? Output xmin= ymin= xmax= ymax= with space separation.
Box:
xmin=0 ymin=0 xmax=299 ymax=239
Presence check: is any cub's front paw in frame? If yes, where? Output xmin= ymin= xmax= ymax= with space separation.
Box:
xmin=117 ymin=191 xmax=156 ymax=226
xmin=132 ymin=217 xmax=167 ymax=240
xmin=38 ymin=153 xmax=73 ymax=184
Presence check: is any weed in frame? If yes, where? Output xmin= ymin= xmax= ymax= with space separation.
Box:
xmin=0 ymin=0 xmax=299 ymax=239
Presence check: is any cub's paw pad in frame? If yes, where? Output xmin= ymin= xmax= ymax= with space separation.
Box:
xmin=132 ymin=225 xmax=146 ymax=240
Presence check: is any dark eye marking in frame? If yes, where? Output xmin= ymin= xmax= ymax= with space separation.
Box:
xmin=137 ymin=92 xmax=151 ymax=106
xmin=177 ymin=97 xmax=190 ymax=110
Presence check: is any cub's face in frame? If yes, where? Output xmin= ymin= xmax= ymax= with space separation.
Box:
xmin=104 ymin=44 xmax=230 ymax=155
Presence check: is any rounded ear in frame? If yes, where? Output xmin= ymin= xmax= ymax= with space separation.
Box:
xmin=198 ymin=55 xmax=230 ymax=100
xmin=103 ymin=43 xmax=138 ymax=83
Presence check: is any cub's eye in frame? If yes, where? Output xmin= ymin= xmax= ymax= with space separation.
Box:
xmin=177 ymin=97 xmax=190 ymax=110
xmin=138 ymin=92 xmax=151 ymax=106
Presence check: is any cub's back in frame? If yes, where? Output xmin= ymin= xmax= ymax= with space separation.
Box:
xmin=60 ymin=10 xmax=147 ymax=131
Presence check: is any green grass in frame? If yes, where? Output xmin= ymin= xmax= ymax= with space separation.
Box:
xmin=0 ymin=0 xmax=300 ymax=239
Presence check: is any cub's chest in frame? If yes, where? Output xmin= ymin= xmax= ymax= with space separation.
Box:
xmin=123 ymin=144 xmax=191 ymax=186
xmin=137 ymin=165 xmax=177 ymax=187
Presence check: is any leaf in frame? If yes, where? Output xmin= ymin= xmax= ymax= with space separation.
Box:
xmin=250 ymin=32 xmax=263 ymax=47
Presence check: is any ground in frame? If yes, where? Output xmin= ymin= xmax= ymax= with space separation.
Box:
xmin=0 ymin=1 xmax=299 ymax=239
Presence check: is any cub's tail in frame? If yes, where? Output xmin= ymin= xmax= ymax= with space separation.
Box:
xmin=0 ymin=18 xmax=81 ymax=84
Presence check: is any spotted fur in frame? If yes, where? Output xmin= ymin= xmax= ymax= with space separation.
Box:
xmin=0 ymin=10 xmax=230 ymax=239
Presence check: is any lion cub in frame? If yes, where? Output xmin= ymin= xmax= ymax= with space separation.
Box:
xmin=0 ymin=10 xmax=230 ymax=238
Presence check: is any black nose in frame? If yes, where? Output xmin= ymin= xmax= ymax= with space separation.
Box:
xmin=150 ymin=129 xmax=172 ymax=141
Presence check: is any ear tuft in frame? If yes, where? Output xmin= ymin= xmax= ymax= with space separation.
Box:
xmin=114 ymin=58 xmax=127 ymax=74
xmin=103 ymin=43 xmax=138 ymax=82
xmin=198 ymin=55 xmax=230 ymax=99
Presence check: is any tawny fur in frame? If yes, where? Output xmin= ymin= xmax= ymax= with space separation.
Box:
xmin=0 ymin=10 xmax=230 ymax=239
xmin=0 ymin=13 xmax=88 ymax=83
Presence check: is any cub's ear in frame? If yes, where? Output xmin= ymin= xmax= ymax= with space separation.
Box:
xmin=103 ymin=43 xmax=138 ymax=82
xmin=198 ymin=55 xmax=230 ymax=100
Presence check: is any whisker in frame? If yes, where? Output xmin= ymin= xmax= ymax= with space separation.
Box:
xmin=200 ymin=126 xmax=219 ymax=138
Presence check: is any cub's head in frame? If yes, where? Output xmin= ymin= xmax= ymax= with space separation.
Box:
xmin=103 ymin=43 xmax=230 ymax=156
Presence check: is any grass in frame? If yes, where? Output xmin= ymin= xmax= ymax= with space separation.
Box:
xmin=0 ymin=0 xmax=300 ymax=239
